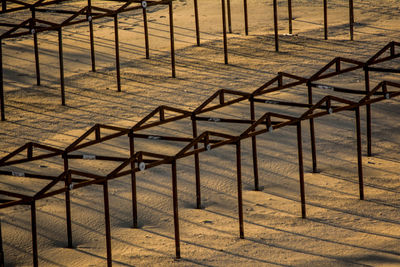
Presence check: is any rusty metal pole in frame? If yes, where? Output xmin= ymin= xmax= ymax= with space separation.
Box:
xmin=88 ymin=0 xmax=96 ymax=72
xmin=273 ymin=0 xmax=279 ymax=52
xmin=244 ymin=0 xmax=248 ymax=35
xmin=168 ymin=1 xmax=176 ymax=78
xmin=0 ymin=219 xmax=4 ymax=267
xmin=323 ymin=0 xmax=328 ymax=40
xmin=142 ymin=3 xmax=150 ymax=59
xmin=58 ymin=28 xmax=65 ymax=106
xmin=32 ymin=8 xmax=41 ymax=86
xmin=296 ymin=122 xmax=306 ymax=218
xmin=114 ymin=15 xmax=121 ymax=92
xmin=349 ymin=0 xmax=354 ymax=41
xmin=288 ymin=0 xmax=293 ymax=34
xmin=171 ymin=159 xmax=181 ymax=259
xmin=191 ymin=117 xmax=202 ymax=209
xmin=250 ymin=98 xmax=260 ymax=191
xmin=103 ymin=181 xmax=112 ymax=267
xmin=236 ymin=141 xmax=244 ymax=239
xmin=193 ymin=0 xmax=200 ymax=46
xmin=31 ymin=201 xmax=38 ymax=267
xmin=221 ymin=0 xmax=228 ymax=64
xmin=364 ymin=67 xmax=372 ymax=156
xmin=0 ymin=40 xmax=5 ymax=121
xmin=227 ymin=0 xmax=232 ymax=33
xmin=63 ymin=155 xmax=73 ymax=248
xmin=129 ymin=132 xmax=138 ymax=228
xmin=355 ymin=107 xmax=364 ymax=200
xmin=307 ymin=83 xmax=318 ymax=173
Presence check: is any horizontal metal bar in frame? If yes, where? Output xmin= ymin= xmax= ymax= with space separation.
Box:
xmin=366 ymin=67 xmax=400 ymax=73
xmin=67 ymin=154 xmax=128 ymax=161
xmin=194 ymin=116 xmax=253 ymax=124
xmin=310 ymin=83 xmax=366 ymax=95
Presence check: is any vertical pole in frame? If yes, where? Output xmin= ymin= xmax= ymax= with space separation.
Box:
xmin=114 ymin=15 xmax=121 ymax=92
xmin=0 ymin=40 xmax=5 ymax=121
xmin=191 ymin=117 xmax=202 ymax=209
xmin=27 ymin=143 xmax=33 ymax=159
xmin=297 ymin=122 xmax=306 ymax=219
xmin=1 ymin=1 xmax=6 ymax=12
xmin=31 ymin=201 xmax=38 ymax=267
xmin=63 ymin=156 xmax=72 ymax=248
xmin=273 ymin=0 xmax=279 ymax=52
xmin=95 ymin=125 xmax=101 ymax=140
xmin=88 ymin=0 xmax=96 ymax=72
xmin=364 ymin=68 xmax=372 ymax=156
xmin=0 ymin=219 xmax=4 ymax=267
xmin=129 ymin=132 xmax=138 ymax=228
xmin=323 ymin=0 xmax=328 ymax=40
xmin=171 ymin=160 xmax=181 ymax=259
xmin=193 ymin=0 xmax=200 ymax=46
xmin=58 ymin=29 xmax=65 ymax=106
xmin=307 ymin=83 xmax=317 ymax=173
xmin=250 ymin=98 xmax=259 ymax=191
xmin=221 ymin=0 xmax=228 ymax=64
xmin=355 ymin=107 xmax=364 ymax=200
xmin=226 ymin=0 xmax=232 ymax=33
xmin=32 ymin=8 xmax=40 ymax=86
xmin=168 ymin=1 xmax=176 ymax=78
xmin=349 ymin=0 xmax=354 ymax=41
xmin=288 ymin=0 xmax=293 ymax=34
xmin=103 ymin=181 xmax=112 ymax=267
xmin=244 ymin=0 xmax=248 ymax=35
xmin=142 ymin=4 xmax=150 ymax=59
xmin=64 ymin=156 xmax=73 ymax=248
xmin=236 ymin=141 xmax=244 ymax=239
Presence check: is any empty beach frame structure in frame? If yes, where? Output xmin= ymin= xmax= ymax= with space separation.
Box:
xmin=0 ymin=0 xmax=358 ymax=121
xmin=0 ymin=41 xmax=399 ymax=266
xmin=0 ymin=0 xmax=176 ymax=121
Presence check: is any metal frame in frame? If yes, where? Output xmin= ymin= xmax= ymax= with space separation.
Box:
xmin=1 ymin=41 xmax=400 ymax=266
xmin=0 ymin=0 xmax=360 ymax=121
xmin=0 ymin=0 xmax=175 ymax=120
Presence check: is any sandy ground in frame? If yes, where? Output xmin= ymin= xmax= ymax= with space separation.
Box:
xmin=1 ymin=0 xmax=400 ymax=266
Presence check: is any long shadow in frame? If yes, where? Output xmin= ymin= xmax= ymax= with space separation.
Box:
xmin=206 ymin=209 xmax=400 ymax=258
xmin=2 ymin=240 xmax=65 ymax=267
xmin=142 ymin=228 xmax=289 ymax=266
xmin=253 ymin=201 xmax=400 ymax=241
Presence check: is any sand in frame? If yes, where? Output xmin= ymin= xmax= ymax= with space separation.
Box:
xmin=1 ymin=0 xmax=400 ymax=266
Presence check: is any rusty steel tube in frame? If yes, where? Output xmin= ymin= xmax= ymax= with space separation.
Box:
xmin=194 ymin=0 xmax=200 ymax=46
xmin=58 ymin=29 xmax=65 ymax=106
xmin=191 ymin=118 xmax=202 ymax=209
xmin=221 ymin=0 xmax=228 ymax=64
xmin=103 ymin=181 xmax=112 ymax=266
xmin=296 ymin=122 xmax=306 ymax=218
xmin=142 ymin=5 xmax=150 ymax=59
xmin=171 ymin=160 xmax=181 ymax=259
xmin=0 ymin=40 xmax=4 ymax=121
xmin=236 ymin=141 xmax=244 ymax=238
xmin=88 ymin=0 xmax=96 ymax=72
xmin=355 ymin=107 xmax=364 ymax=200
xmin=32 ymin=8 xmax=41 ymax=86
xmin=273 ymin=0 xmax=279 ymax=52
xmin=31 ymin=201 xmax=38 ymax=267
xmin=307 ymin=83 xmax=318 ymax=173
xmin=288 ymin=0 xmax=293 ymax=34
xmin=64 ymin=155 xmax=73 ymax=248
xmin=114 ymin=15 xmax=121 ymax=92
xmin=250 ymin=98 xmax=260 ymax=191
xmin=129 ymin=133 xmax=138 ymax=228
xmin=168 ymin=1 xmax=176 ymax=77
xmin=323 ymin=0 xmax=328 ymax=40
